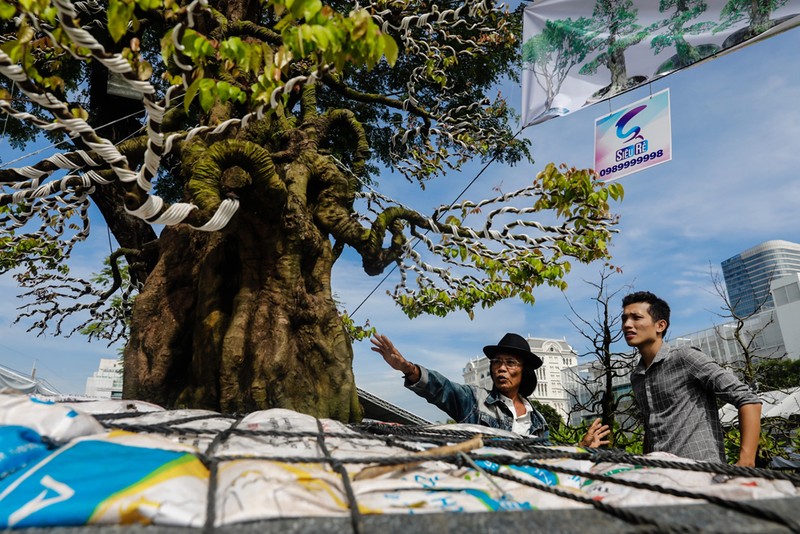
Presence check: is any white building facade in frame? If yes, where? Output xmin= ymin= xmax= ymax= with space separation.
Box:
xmin=84 ymin=358 xmax=123 ymax=399
xmin=771 ymin=273 xmax=800 ymax=360
xmin=672 ymin=309 xmax=786 ymax=368
xmin=463 ymin=336 xmax=577 ymax=421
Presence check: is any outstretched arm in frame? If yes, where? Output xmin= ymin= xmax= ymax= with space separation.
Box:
xmin=736 ymin=403 xmax=762 ymax=467
xmin=371 ymin=334 xmax=420 ymax=383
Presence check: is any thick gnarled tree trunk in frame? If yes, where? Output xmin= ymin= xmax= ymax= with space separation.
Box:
xmin=123 ymin=206 xmax=362 ymax=421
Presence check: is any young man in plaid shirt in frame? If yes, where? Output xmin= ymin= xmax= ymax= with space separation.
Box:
xmin=622 ymin=291 xmax=762 ymax=465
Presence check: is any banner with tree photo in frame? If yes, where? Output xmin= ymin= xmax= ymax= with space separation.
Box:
xmin=521 ymin=0 xmax=800 ymax=126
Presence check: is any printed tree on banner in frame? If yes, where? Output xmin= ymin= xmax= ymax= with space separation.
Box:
xmin=0 ymin=0 xmax=623 ymax=419
xmin=649 ymin=0 xmax=719 ymax=74
xmin=716 ymin=0 xmax=790 ymax=44
xmin=579 ymin=0 xmax=651 ymax=100
xmin=521 ymin=17 xmax=600 ymax=116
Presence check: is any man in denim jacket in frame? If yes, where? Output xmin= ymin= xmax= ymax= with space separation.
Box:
xmin=371 ymin=332 xmax=609 ymax=446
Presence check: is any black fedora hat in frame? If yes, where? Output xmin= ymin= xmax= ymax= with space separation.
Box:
xmin=483 ymin=333 xmax=543 ymax=370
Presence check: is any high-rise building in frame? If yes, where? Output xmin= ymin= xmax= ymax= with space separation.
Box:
xmin=771 ymin=273 xmax=800 ymax=360
xmin=85 ymin=358 xmax=123 ymax=399
xmin=462 ymin=336 xmax=577 ymax=420
xmin=721 ymin=240 xmax=800 ymax=316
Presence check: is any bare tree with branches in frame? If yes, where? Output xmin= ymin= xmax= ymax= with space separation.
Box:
xmin=562 ymin=268 xmax=638 ymax=444
xmin=708 ymin=266 xmax=785 ymax=390
xmin=706 ymin=265 xmax=798 ymax=466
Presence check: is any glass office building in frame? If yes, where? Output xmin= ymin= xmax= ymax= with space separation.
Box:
xmin=721 ymin=240 xmax=800 ymax=316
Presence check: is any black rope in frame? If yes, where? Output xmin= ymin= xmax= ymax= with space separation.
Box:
xmin=484 ymin=468 xmax=694 ymax=534
xmin=200 ymin=415 xmax=243 ymax=534
xmin=583 ymin=449 xmax=800 ymax=487
xmin=85 ymin=410 xmax=800 ymax=532
xmin=315 ymin=418 xmax=363 ymax=534
xmin=99 ymin=418 xmax=800 ymax=485
xmin=479 ymin=455 xmax=800 ymax=532
xmin=96 ymin=412 xmax=236 ymax=424
xmin=203 ymin=460 xmax=220 ymax=534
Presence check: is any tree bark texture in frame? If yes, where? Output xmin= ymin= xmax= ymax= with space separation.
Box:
xmin=123 ymin=159 xmax=362 ymax=420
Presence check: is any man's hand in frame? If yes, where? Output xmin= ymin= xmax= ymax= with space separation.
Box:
xmin=371 ymin=334 xmax=419 ymax=381
xmin=579 ymin=418 xmax=611 ymax=448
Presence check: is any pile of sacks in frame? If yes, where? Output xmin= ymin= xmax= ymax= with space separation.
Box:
xmin=0 ymin=393 xmax=797 ymax=529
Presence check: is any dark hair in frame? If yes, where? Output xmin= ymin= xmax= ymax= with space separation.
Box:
xmin=519 ymin=363 xmax=538 ymax=398
xmin=622 ymin=291 xmax=671 ymax=336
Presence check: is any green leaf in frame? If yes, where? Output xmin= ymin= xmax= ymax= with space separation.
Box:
xmin=197 ymin=78 xmax=216 ymax=111
xmin=220 ymin=36 xmax=248 ymax=64
xmin=17 ymin=22 xmax=34 ymax=44
xmin=137 ymin=60 xmax=153 ymax=80
xmin=0 ymin=40 xmax=21 ymax=62
xmin=310 ymin=25 xmax=331 ymax=50
xmin=136 ymin=0 xmax=162 ymax=10
xmin=181 ymin=30 xmax=215 ymax=60
xmin=302 ymin=0 xmax=322 ymax=20
xmin=107 ymin=0 xmax=134 ymax=42
xmin=382 ymin=33 xmax=398 ymax=66
xmin=216 ymin=80 xmax=231 ymax=101
xmin=184 ymin=77 xmax=202 ymax=111
xmin=0 ymin=1 xmax=16 ymax=19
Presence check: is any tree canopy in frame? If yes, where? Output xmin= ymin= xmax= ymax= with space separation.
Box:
xmin=755 ymin=358 xmax=800 ymax=391
xmin=0 ymin=0 xmax=623 ymax=416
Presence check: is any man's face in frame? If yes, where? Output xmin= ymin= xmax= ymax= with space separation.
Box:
xmin=622 ymin=302 xmax=667 ymax=348
xmin=490 ymin=353 xmax=524 ymax=395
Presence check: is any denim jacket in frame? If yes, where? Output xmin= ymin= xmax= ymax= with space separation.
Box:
xmin=406 ymin=365 xmax=549 ymax=441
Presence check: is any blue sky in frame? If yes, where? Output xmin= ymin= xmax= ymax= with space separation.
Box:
xmin=2 ymin=23 xmax=800 ymax=423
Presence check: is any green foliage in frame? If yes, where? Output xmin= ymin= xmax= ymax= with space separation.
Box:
xmin=341 ymin=313 xmax=376 ymax=342
xmin=716 ymin=0 xmax=787 ymax=35
xmin=316 ymin=2 xmax=528 ymax=182
xmin=0 ymin=0 xmax=609 ymax=361
xmin=578 ymin=0 xmax=649 ymax=79
xmin=395 ymin=164 xmax=623 ymax=320
xmin=0 ymin=204 xmax=69 ymax=276
xmin=530 ymin=400 xmax=563 ymax=431
xmin=521 ymin=16 xmax=598 ymax=108
xmin=723 ymin=420 xmax=795 ymax=468
xmin=755 ymin=358 xmax=800 ymax=391
xmin=551 ymin=418 xmax=643 ymax=453
xmin=108 ymin=0 xmax=136 ymax=42
xmin=551 ymin=416 xmax=797 ymax=467
xmin=161 ymin=0 xmax=398 ymax=113
xmin=611 ymin=424 xmax=644 ymax=454
xmin=549 ymin=419 xmax=582 ymax=446
xmin=4 ymin=0 xmax=400 ymax=117
xmin=650 ymin=0 xmax=716 ymax=58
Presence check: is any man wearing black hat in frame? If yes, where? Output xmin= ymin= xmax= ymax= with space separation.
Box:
xmin=371 ymin=333 xmax=609 ymax=445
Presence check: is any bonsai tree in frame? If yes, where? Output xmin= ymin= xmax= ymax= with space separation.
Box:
xmin=0 ymin=0 xmax=622 ymax=419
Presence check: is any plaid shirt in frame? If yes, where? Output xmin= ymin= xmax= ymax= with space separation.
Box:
xmin=631 ymin=343 xmax=761 ymax=463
